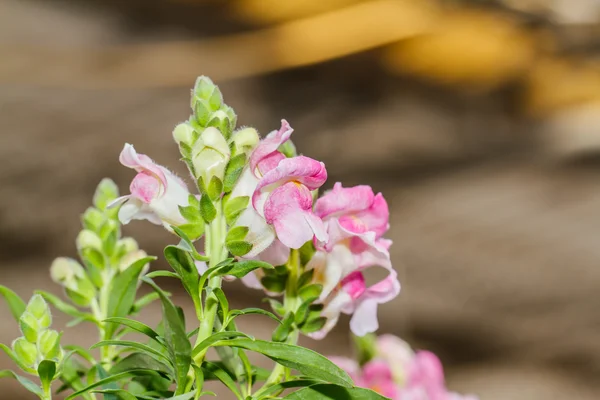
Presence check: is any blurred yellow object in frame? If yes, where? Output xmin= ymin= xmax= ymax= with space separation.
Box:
xmin=525 ymin=58 xmax=600 ymax=116
xmin=382 ymin=10 xmax=537 ymax=90
xmin=232 ymin=0 xmax=366 ymax=24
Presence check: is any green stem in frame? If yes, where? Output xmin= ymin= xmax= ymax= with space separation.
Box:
xmin=259 ymin=250 xmax=301 ymax=393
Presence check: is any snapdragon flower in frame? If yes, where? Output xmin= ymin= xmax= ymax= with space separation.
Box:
xmin=110 ymin=144 xmax=190 ymax=229
xmin=331 ymin=335 xmax=479 ymax=400
xmin=308 ymin=183 xmax=400 ymax=338
xmin=231 ymin=120 xmax=328 ymax=263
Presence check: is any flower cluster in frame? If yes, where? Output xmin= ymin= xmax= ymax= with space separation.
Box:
xmin=331 ymin=335 xmax=479 ymax=400
xmin=111 ymin=76 xmax=401 ymax=339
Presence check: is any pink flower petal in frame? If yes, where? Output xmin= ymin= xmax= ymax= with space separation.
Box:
xmin=356 ymin=192 xmax=390 ymax=238
xmin=130 ymin=172 xmax=161 ymax=203
xmin=119 ymin=144 xmax=168 ymax=188
xmin=253 ymin=156 xmax=327 ymax=203
xmin=314 ymin=182 xmax=375 ymax=219
xmin=349 ymin=298 xmax=380 ymax=336
xmin=249 ymin=119 xmax=293 ymax=174
xmin=408 ymin=351 xmax=446 ymax=389
xmin=263 ymin=182 xmax=325 ymax=249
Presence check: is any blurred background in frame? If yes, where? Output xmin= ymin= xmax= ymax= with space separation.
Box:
xmin=3 ymin=0 xmax=600 ymax=398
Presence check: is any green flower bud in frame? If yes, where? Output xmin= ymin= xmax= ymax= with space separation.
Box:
xmin=12 ymin=337 xmax=38 ymax=367
xmin=230 ymin=127 xmax=259 ymax=156
xmin=192 ymin=76 xmax=217 ymax=106
xmin=76 ymin=230 xmax=102 ymax=252
xmin=119 ymin=250 xmax=149 ymax=273
xmin=118 ymin=237 xmax=139 ymax=255
xmin=192 ymin=127 xmax=231 ymax=185
xmin=50 ymin=257 xmax=84 ymax=286
xmin=26 ymin=295 xmax=51 ymax=329
xmin=93 ymin=178 xmax=119 ymax=211
xmin=82 ymin=207 xmax=105 ymax=231
xmin=19 ymin=312 xmax=41 ymax=343
xmin=172 ymin=122 xmax=195 ymax=146
xmin=38 ymin=329 xmax=61 ymax=360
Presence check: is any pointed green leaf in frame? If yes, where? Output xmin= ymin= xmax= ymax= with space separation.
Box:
xmin=130 ymin=292 xmax=162 ymax=315
xmin=225 ymin=226 xmax=248 ymax=243
xmin=207 ymin=176 xmax=223 ymax=201
xmin=110 ymin=352 xmax=172 ymax=376
xmin=200 ymin=362 xmax=242 ymax=400
xmin=298 ymin=284 xmax=322 ymax=302
xmin=221 ymin=260 xmax=273 ymax=278
xmin=223 ymin=154 xmax=246 ymax=192
xmin=164 ymin=246 xmax=200 ymax=307
xmin=226 ymin=308 xmax=281 ymax=326
xmin=105 ymin=257 xmax=156 ymax=338
xmin=271 ymin=312 xmax=294 ymax=343
xmin=38 ymin=360 xmax=57 ymax=394
xmin=65 ymin=370 xmax=158 ymax=400
xmin=226 ymin=241 xmax=252 ymax=257
xmin=0 ymin=344 xmax=36 ymax=374
xmin=213 ymin=339 xmax=352 ymax=387
xmin=223 ymin=196 xmax=249 ymax=225
xmin=0 ymin=285 xmax=26 ymax=322
xmin=0 ymin=370 xmax=43 ymax=397
xmin=145 ymin=271 xmax=181 ymax=280
xmin=282 ymin=383 xmax=390 ymax=399
xmin=255 ymin=379 xmax=318 ymax=399
xmin=142 ymin=278 xmax=191 ymax=393
xmin=199 ymin=195 xmax=216 ymax=223
xmin=91 ymin=389 xmax=137 ymax=400
xmin=34 ymin=291 xmax=95 ymax=323
xmin=91 ymin=341 xmax=171 ymax=364
xmin=299 ymin=316 xmax=327 ymax=334
xmin=191 ymin=331 xmax=252 ymax=358
xmin=103 ymin=317 xmax=161 ymax=344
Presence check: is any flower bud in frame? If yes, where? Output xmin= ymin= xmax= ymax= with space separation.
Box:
xmin=172 ymin=122 xmax=196 ymax=146
xmin=26 ymin=295 xmax=51 ymax=329
xmin=76 ymin=230 xmax=103 ymax=252
xmin=230 ymin=127 xmax=259 ymax=156
xmin=12 ymin=337 xmax=38 ymax=367
xmin=118 ymin=237 xmax=139 ymax=255
xmin=50 ymin=257 xmax=85 ymax=287
xmin=38 ymin=329 xmax=61 ymax=360
xmin=192 ymin=127 xmax=231 ymax=186
xmin=93 ymin=178 xmax=119 ymax=211
xmin=19 ymin=312 xmax=41 ymax=343
xmin=82 ymin=207 xmax=105 ymax=231
xmin=119 ymin=249 xmax=149 ymax=274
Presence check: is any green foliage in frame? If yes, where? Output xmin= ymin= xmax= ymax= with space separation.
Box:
xmin=282 ymin=384 xmax=390 ymax=399
xmin=0 ymin=285 xmax=26 ymax=323
xmin=223 ymin=195 xmax=249 ymax=225
xmin=199 ymin=195 xmax=217 ymax=223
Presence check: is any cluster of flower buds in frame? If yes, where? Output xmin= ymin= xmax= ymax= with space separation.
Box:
xmin=330 ymin=334 xmax=479 ymax=400
xmin=51 ymin=179 xmax=151 ymax=307
xmin=12 ymin=295 xmax=62 ymax=372
xmin=113 ymin=78 xmax=401 ymax=339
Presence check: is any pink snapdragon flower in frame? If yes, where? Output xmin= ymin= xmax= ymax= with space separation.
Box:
xmin=230 ymin=120 xmax=328 ymax=264
xmin=331 ymin=335 xmax=478 ymax=400
xmin=308 ymin=183 xmax=400 ymax=339
xmin=110 ymin=144 xmax=190 ymax=229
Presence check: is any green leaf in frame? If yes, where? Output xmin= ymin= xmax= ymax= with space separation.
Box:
xmin=213 ymin=288 xmax=229 ymax=319
xmin=264 ymin=299 xmax=286 ymax=316
xmin=0 ymin=344 xmax=36 ymax=374
xmin=145 ymin=271 xmax=181 ymax=280
xmin=104 ymin=317 xmax=162 ymax=344
xmin=298 ymin=284 xmax=322 ymax=302
xmin=0 ymin=370 xmax=43 ymax=397
xmin=191 ymin=331 xmax=252 ymax=358
xmin=225 ymin=226 xmax=248 ymax=243
xmin=201 ymin=362 xmax=242 ymax=400
xmin=297 ymin=269 xmax=315 ymax=289
xmin=213 ymin=339 xmax=353 ymax=387
xmin=300 ymin=316 xmax=327 ymax=334
xmin=110 ymin=352 xmax=172 ymax=376
xmin=207 ymin=176 xmax=223 ymax=201
xmin=63 ymin=345 xmax=96 ymax=364
xmin=194 ymin=99 xmax=211 ymax=126
xmin=198 ymin=259 xmax=234 ymax=292
xmin=171 ymin=228 xmax=209 ymax=261
xmin=91 ymin=340 xmax=171 ymax=364
xmin=282 ymin=383 xmax=391 ymax=400
xmin=178 ymin=205 xmax=201 ymax=223
xmin=0 ymin=285 xmax=26 ymax=322
xmin=226 ymin=241 xmax=252 ymax=257
xmin=65 ymin=370 xmax=158 ymax=400
xmin=272 ymin=312 xmax=294 ymax=342
xmin=105 ymin=257 xmax=155 ymax=338
xmin=142 ymin=278 xmax=192 ymax=393
xmin=130 ymin=292 xmax=162 ymax=315
xmin=90 ymin=389 xmax=137 ymax=400
xmin=260 ymin=275 xmax=286 ymax=293
xmin=222 ymin=260 xmax=273 ymax=279
xmin=177 ymin=223 xmax=205 ymax=241
xmin=223 ymin=154 xmax=247 ymax=192
xmin=226 ymin=308 xmax=281 ymax=326
xmin=223 ymin=196 xmax=249 ymax=225
xmin=38 ymin=360 xmax=57 ymax=395
xmin=199 ymin=195 xmax=216 ymax=223
xmin=35 ymin=291 xmax=95 ymax=323
xmin=255 ymin=379 xmax=319 ymax=399
xmin=298 ymin=241 xmax=316 ymax=266
xmin=164 ymin=246 xmax=200 ymax=306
